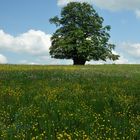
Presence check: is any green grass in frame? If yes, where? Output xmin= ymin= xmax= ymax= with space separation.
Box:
xmin=0 ymin=64 xmax=140 ymax=139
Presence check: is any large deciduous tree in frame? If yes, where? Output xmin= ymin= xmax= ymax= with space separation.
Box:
xmin=49 ymin=2 xmax=119 ymax=65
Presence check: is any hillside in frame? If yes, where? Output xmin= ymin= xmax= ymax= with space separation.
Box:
xmin=0 ymin=64 xmax=140 ymax=139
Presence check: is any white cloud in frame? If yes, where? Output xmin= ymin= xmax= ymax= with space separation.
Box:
xmin=114 ymin=56 xmax=129 ymax=64
xmin=18 ymin=60 xmax=39 ymax=65
xmin=0 ymin=54 xmax=8 ymax=64
xmin=0 ymin=29 xmax=51 ymax=55
xmin=135 ymin=9 xmax=140 ymax=18
xmin=38 ymin=56 xmax=73 ymax=65
xmin=87 ymin=57 xmax=129 ymax=65
xmin=110 ymin=50 xmax=129 ymax=64
xmin=58 ymin=0 xmax=91 ymax=6
xmin=0 ymin=29 xmax=73 ymax=64
xmin=0 ymin=29 xmax=140 ymax=64
xmin=121 ymin=42 xmax=140 ymax=58
xmin=58 ymin=0 xmax=140 ymax=19
xmin=58 ymin=0 xmax=140 ymax=11
xmin=110 ymin=42 xmax=140 ymax=64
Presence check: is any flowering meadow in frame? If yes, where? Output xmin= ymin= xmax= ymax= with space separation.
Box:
xmin=0 ymin=64 xmax=140 ymax=139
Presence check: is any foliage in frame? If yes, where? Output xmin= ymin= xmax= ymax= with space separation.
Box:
xmin=50 ymin=2 xmax=119 ymax=65
xmin=0 ymin=64 xmax=140 ymax=139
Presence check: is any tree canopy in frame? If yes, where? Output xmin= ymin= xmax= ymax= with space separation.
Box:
xmin=49 ymin=2 xmax=119 ymax=65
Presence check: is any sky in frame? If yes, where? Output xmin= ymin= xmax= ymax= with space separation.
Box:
xmin=0 ymin=0 xmax=140 ymax=65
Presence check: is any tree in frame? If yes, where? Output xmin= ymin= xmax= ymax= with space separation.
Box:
xmin=49 ymin=2 xmax=119 ymax=65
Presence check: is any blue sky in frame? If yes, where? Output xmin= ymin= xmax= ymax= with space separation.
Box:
xmin=0 ymin=0 xmax=140 ymax=64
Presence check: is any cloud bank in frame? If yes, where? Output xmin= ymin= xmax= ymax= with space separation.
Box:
xmin=0 ymin=29 xmax=73 ymax=64
xmin=135 ymin=9 xmax=140 ymax=18
xmin=0 ymin=54 xmax=8 ymax=64
xmin=121 ymin=42 xmax=140 ymax=58
xmin=0 ymin=29 xmax=51 ymax=55
xmin=58 ymin=0 xmax=140 ymax=18
xmin=0 ymin=29 xmax=139 ymax=64
xmin=58 ymin=0 xmax=140 ymax=10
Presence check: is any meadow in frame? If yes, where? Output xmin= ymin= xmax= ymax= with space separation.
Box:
xmin=0 ymin=64 xmax=140 ymax=140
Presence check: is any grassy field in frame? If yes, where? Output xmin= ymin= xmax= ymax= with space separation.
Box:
xmin=0 ymin=64 xmax=140 ymax=140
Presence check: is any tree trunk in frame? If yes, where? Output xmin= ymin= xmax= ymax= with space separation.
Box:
xmin=73 ymin=58 xmax=86 ymax=65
